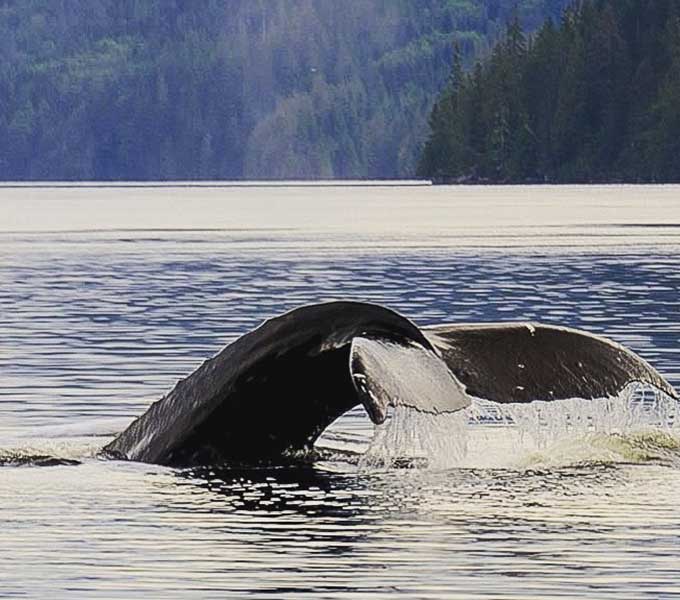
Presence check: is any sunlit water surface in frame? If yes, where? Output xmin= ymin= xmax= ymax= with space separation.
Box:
xmin=2 ymin=184 xmax=680 ymax=598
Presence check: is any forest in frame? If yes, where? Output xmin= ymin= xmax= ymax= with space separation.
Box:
xmin=0 ymin=0 xmax=568 ymax=180
xmin=418 ymin=0 xmax=680 ymax=183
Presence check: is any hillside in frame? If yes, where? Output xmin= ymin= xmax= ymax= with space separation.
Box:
xmin=418 ymin=0 xmax=680 ymax=183
xmin=0 ymin=0 xmax=568 ymax=180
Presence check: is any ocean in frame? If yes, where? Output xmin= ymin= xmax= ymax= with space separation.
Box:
xmin=1 ymin=183 xmax=680 ymax=598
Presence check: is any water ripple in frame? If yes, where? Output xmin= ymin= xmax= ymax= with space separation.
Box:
xmin=2 ymin=187 xmax=680 ymax=598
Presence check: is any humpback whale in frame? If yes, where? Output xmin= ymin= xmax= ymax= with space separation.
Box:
xmin=104 ymin=301 xmax=679 ymax=466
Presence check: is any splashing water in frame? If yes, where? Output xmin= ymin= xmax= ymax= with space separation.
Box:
xmin=472 ymin=384 xmax=680 ymax=446
xmin=360 ymin=407 xmax=469 ymax=471
xmin=360 ymin=384 xmax=680 ymax=471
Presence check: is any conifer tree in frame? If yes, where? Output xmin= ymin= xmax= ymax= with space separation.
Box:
xmin=419 ymin=0 xmax=680 ymax=183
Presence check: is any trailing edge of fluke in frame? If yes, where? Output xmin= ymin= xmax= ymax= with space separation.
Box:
xmin=103 ymin=301 xmax=679 ymax=466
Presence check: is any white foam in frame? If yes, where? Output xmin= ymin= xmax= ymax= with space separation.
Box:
xmin=359 ymin=384 xmax=680 ymax=471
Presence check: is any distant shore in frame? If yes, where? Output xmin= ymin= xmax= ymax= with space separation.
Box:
xmin=0 ymin=180 xmax=432 ymax=189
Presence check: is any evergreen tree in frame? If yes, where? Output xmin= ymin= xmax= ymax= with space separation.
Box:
xmin=419 ymin=0 xmax=680 ymax=183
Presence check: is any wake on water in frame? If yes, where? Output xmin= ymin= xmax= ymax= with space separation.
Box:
xmin=0 ymin=417 xmax=132 ymax=467
xmin=3 ymin=385 xmax=680 ymax=470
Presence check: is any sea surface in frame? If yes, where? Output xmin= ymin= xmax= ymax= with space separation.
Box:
xmin=1 ymin=183 xmax=680 ymax=599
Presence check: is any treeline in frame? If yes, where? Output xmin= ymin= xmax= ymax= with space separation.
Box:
xmin=418 ymin=0 xmax=680 ymax=183
xmin=0 ymin=0 xmax=568 ymax=180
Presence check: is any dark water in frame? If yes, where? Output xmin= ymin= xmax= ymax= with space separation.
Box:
xmin=1 ymin=184 xmax=680 ymax=598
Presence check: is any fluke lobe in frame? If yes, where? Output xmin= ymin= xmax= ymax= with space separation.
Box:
xmin=104 ymin=301 xmax=679 ymax=466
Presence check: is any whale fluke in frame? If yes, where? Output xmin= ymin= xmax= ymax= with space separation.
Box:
xmin=424 ymin=322 xmax=678 ymax=404
xmin=103 ymin=302 xmax=432 ymax=465
xmin=350 ymin=336 xmax=470 ymax=424
xmin=103 ymin=302 xmax=678 ymax=466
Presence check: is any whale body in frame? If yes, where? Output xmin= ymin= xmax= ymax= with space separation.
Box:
xmin=104 ymin=301 xmax=679 ymax=466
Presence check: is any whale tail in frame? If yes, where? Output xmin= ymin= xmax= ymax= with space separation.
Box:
xmin=424 ymin=322 xmax=677 ymax=405
xmin=103 ymin=302 xmax=678 ymax=466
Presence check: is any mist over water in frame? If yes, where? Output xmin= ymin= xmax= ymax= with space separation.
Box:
xmin=2 ymin=184 xmax=680 ymax=598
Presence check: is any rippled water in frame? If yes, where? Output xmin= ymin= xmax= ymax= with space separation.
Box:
xmin=2 ymin=184 xmax=680 ymax=598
